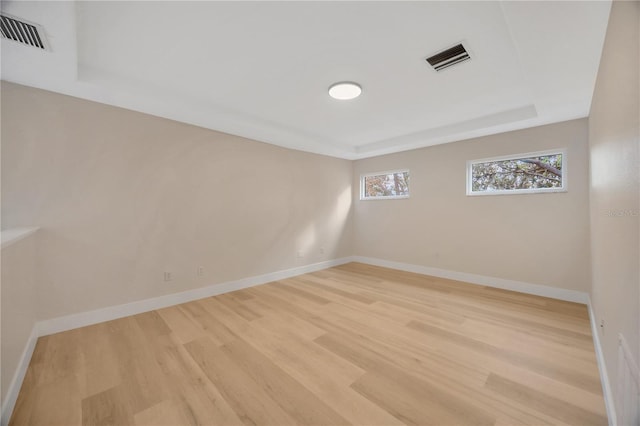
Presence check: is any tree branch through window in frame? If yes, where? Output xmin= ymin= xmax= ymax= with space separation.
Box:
xmin=469 ymin=152 xmax=564 ymax=194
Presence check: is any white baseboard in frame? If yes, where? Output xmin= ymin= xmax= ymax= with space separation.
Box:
xmin=1 ymin=325 xmax=38 ymax=426
xmin=587 ymin=295 xmax=617 ymax=426
xmin=38 ymin=257 xmax=354 ymax=337
xmin=0 ymin=227 xmax=39 ymax=250
xmin=352 ymin=256 xmax=589 ymax=304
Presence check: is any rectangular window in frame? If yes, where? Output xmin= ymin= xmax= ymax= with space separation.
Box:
xmin=360 ymin=170 xmax=410 ymax=200
xmin=467 ymin=150 xmax=566 ymax=196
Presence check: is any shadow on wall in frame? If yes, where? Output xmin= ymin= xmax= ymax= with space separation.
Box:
xmin=296 ymin=185 xmax=352 ymax=264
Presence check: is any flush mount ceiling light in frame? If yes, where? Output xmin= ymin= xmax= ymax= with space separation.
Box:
xmin=328 ymin=82 xmax=362 ymax=100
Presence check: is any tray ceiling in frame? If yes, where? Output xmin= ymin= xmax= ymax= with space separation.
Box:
xmin=1 ymin=1 xmax=611 ymax=159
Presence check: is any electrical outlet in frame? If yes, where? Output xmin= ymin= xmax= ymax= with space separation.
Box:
xmin=197 ymin=266 xmax=204 ymax=277
xmin=319 ymin=247 xmax=325 ymax=255
xmin=297 ymin=250 xmax=304 ymax=258
xmin=163 ymin=272 xmax=172 ymax=282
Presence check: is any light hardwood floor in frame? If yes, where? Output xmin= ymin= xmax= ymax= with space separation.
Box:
xmin=10 ymin=263 xmax=607 ymax=425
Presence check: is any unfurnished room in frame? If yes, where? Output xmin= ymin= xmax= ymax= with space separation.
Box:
xmin=0 ymin=1 xmax=638 ymax=425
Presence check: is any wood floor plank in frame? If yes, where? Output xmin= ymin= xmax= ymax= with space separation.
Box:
xmin=10 ymin=371 xmax=83 ymax=426
xmin=81 ymin=385 xmax=134 ymax=426
xmin=338 ymin=338 xmax=496 ymax=426
xmin=241 ymin=319 xmax=364 ymax=387
xmin=407 ymin=320 xmax=603 ymax=394
xmin=156 ymin=305 xmax=207 ymax=344
xmin=353 ymin=369 xmax=496 ymax=426
xmin=292 ymin=275 xmax=376 ymax=305
xmin=242 ymin=304 xmax=327 ymax=341
xmin=132 ymin=399 xmax=200 ymax=426
xmin=315 ymin=329 xmax=562 ymax=426
xmin=483 ymin=359 xmax=607 ymax=415
xmin=372 ymin=299 xmax=466 ymax=328
xmin=31 ymin=328 xmax=86 ymax=388
xmin=215 ymin=292 xmax=262 ymax=321
xmin=184 ymin=336 xmax=298 ymax=426
xmin=484 ymin=373 xmax=607 ymax=426
xmin=196 ymin=296 xmax=254 ymax=335
xmin=313 ymin=319 xmax=490 ymax=388
xmin=104 ymin=317 xmax=169 ymax=414
xmin=273 ymin=279 xmax=333 ymax=305
xmin=78 ymin=322 xmax=124 ymax=399
xmin=9 ymin=262 xmax=606 ymax=426
xmin=180 ymin=301 xmax=239 ymax=346
xmin=237 ymin=326 xmax=403 ymax=425
xmin=137 ymin=324 xmax=245 ymax=426
xmin=220 ymin=338 xmax=350 ymax=425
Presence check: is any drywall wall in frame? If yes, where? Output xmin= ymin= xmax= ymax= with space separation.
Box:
xmin=1 ymin=82 xmax=353 ymax=320
xmin=588 ymin=0 xmax=640 ymax=418
xmin=353 ymin=119 xmax=591 ymax=292
xmin=1 ymin=233 xmax=37 ymax=406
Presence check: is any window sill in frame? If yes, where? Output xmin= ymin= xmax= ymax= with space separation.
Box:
xmin=1 ymin=227 xmax=40 ymax=249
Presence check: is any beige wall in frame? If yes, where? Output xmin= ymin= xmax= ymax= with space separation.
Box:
xmin=353 ymin=119 xmax=591 ymax=292
xmin=588 ymin=0 xmax=640 ymax=416
xmin=1 ymin=234 xmax=38 ymax=405
xmin=1 ymin=82 xmax=353 ymax=320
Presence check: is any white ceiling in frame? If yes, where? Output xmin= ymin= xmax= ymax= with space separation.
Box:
xmin=1 ymin=1 xmax=611 ymax=159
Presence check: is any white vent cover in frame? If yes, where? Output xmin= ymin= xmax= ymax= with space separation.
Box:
xmin=0 ymin=13 xmax=48 ymax=50
xmin=426 ymin=43 xmax=470 ymax=72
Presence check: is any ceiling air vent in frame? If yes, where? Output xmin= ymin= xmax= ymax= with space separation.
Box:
xmin=426 ymin=43 xmax=470 ymax=72
xmin=0 ymin=13 xmax=48 ymax=50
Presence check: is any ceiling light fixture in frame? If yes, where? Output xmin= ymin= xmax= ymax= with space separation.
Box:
xmin=328 ymin=82 xmax=362 ymax=100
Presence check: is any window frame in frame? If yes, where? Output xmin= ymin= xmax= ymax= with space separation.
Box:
xmin=360 ymin=169 xmax=410 ymax=201
xmin=466 ymin=149 xmax=567 ymax=196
